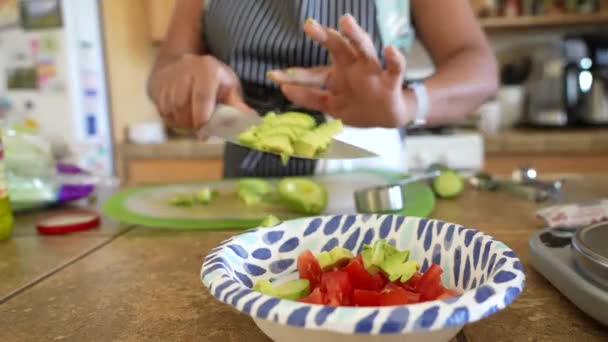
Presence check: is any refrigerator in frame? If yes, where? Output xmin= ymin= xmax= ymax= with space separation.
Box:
xmin=0 ymin=0 xmax=113 ymax=176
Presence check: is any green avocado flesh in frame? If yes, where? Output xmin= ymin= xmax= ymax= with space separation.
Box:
xmin=253 ymin=279 xmax=310 ymax=300
xmin=170 ymin=187 xmax=219 ymax=207
xmin=433 ymin=169 xmax=464 ymax=199
xmin=317 ymin=247 xmax=354 ymax=271
xmin=237 ymin=111 xmax=343 ymax=159
xmin=361 ymin=240 xmax=419 ymax=283
xmin=277 ymin=177 xmax=327 ymax=215
xmin=236 ymin=178 xmax=273 ymax=205
xmin=260 ymin=214 xmax=281 ymax=227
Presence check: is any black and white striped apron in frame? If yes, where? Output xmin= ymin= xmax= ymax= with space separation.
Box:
xmin=202 ymin=0 xmax=412 ymax=178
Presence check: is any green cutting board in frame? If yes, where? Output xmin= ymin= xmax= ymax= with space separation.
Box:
xmin=102 ymin=171 xmax=435 ymax=230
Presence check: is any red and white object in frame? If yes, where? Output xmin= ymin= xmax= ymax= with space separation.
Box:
xmin=37 ymin=209 xmax=100 ymax=235
xmin=537 ymin=200 xmax=608 ymax=228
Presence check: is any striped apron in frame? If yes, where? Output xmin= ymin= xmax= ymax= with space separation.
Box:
xmin=203 ymin=0 xmax=414 ymax=178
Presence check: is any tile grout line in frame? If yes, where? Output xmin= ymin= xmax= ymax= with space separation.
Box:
xmin=0 ymin=226 xmax=135 ymax=305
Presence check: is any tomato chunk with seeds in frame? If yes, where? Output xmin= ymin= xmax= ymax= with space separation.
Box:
xmin=297 ymin=250 xmax=322 ymax=290
xmin=321 ymin=271 xmax=353 ymax=306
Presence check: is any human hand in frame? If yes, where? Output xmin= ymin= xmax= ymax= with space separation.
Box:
xmin=268 ymin=15 xmax=411 ymax=128
xmin=149 ymin=54 xmax=254 ymax=130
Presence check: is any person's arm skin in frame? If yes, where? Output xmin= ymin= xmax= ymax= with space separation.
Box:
xmin=147 ymin=0 xmax=204 ymax=98
xmin=147 ymin=0 xmax=252 ymax=131
xmin=410 ymin=0 xmax=498 ymax=126
xmin=269 ymin=0 xmax=497 ymax=127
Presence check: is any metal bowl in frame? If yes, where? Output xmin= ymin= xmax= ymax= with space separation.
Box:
xmin=353 ymin=171 xmax=440 ymax=213
xmin=354 ymin=183 xmax=406 ymax=213
xmin=571 ymin=222 xmax=608 ymax=289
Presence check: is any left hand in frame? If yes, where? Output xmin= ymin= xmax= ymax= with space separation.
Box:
xmin=267 ymin=15 xmax=411 ymax=128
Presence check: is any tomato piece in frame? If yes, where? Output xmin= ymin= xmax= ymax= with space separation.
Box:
xmin=400 ymin=271 xmax=423 ymax=291
xmin=417 ymin=264 xmax=444 ymax=301
xmin=379 ymin=287 xmax=421 ymax=306
xmin=321 ymin=271 xmax=353 ymax=306
xmin=353 ymin=289 xmax=382 ymax=307
xmin=299 ymin=287 xmax=325 ymax=305
xmin=297 ymin=250 xmax=322 ymax=290
xmin=343 ymin=257 xmax=385 ymax=291
xmin=437 ymin=288 xmax=460 ymax=300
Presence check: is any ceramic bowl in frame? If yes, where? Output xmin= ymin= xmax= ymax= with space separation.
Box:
xmin=201 ymin=215 xmax=525 ymax=342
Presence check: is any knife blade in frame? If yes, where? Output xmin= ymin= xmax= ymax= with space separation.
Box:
xmin=198 ymin=105 xmax=379 ymax=160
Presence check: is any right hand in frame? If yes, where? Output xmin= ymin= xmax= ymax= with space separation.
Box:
xmin=149 ymin=54 xmax=254 ymax=130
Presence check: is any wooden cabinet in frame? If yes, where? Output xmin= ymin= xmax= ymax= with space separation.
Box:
xmin=125 ymin=158 xmax=223 ymax=185
xmin=146 ymin=0 xmax=175 ymax=43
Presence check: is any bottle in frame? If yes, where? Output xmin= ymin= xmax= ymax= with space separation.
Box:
xmin=0 ymin=130 xmax=14 ymax=241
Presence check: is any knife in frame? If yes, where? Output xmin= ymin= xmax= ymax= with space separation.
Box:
xmin=198 ymin=105 xmax=379 ymax=160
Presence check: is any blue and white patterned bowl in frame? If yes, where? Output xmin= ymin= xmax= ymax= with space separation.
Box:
xmin=201 ymin=215 xmax=525 ymax=342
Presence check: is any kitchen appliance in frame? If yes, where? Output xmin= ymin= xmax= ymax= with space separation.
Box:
xmin=0 ymin=0 xmax=113 ymax=175
xmin=198 ymin=105 xmax=378 ymax=160
xmin=525 ymin=43 xmax=571 ymax=127
xmin=572 ymin=222 xmax=608 ymax=289
xmin=529 ymin=226 xmax=608 ymax=326
xmin=564 ymin=34 xmax=608 ymax=126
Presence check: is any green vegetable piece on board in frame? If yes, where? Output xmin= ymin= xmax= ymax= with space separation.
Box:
xmin=277 ymin=177 xmax=327 ymax=215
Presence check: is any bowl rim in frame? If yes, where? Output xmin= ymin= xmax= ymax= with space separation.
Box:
xmin=201 ymin=214 xmax=526 ymax=335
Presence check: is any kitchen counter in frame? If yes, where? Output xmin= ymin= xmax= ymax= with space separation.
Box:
xmin=121 ymin=128 xmax=608 ymax=160
xmin=484 ymin=127 xmax=608 ymax=155
xmin=1 ymin=176 xmax=608 ymax=341
xmin=120 ymin=128 xmax=608 ymax=183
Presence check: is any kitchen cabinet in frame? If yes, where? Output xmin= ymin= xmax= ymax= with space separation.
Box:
xmin=146 ymin=0 xmax=175 ymax=43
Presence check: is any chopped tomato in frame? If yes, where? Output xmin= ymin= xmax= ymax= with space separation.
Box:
xmin=343 ymin=257 xmax=385 ymax=291
xmin=321 ymin=271 xmax=353 ymax=306
xmin=297 ymin=250 xmax=322 ymax=290
xmin=437 ymin=288 xmax=460 ymax=300
xmin=353 ymin=289 xmax=382 ymax=307
xmin=400 ymin=271 xmax=423 ymax=291
xmin=299 ymin=287 xmax=325 ymax=305
xmin=417 ymin=264 xmax=444 ymax=301
xmin=379 ymin=286 xmax=420 ymax=306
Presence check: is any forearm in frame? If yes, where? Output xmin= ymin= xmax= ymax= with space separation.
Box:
xmin=403 ymin=46 xmax=498 ymax=126
xmin=147 ymin=0 xmax=206 ymax=98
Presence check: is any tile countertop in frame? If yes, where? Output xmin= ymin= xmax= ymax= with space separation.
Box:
xmin=121 ymin=128 xmax=608 ymax=160
xmin=1 ymin=175 xmax=608 ymax=341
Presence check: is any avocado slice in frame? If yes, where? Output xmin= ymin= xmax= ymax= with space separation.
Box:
xmin=264 ymin=112 xmax=316 ymax=129
xmin=315 ymin=119 xmax=343 ymax=137
xmin=433 ymin=169 xmax=464 ymax=198
xmin=257 ymin=125 xmax=307 ymax=141
xmin=253 ymin=279 xmax=310 ymax=300
xmin=277 ymin=177 xmax=327 ymax=215
xmin=260 ymin=214 xmax=281 ymax=227
xmin=317 ymin=247 xmax=354 ymax=271
xmin=237 ymin=178 xmax=273 ymax=196
xmin=293 ymin=131 xmax=327 ymax=158
xmin=169 ymin=193 xmax=194 ymax=207
xmin=194 ymin=187 xmax=218 ymax=205
xmin=258 ymin=134 xmax=294 ymax=155
xmin=396 ymin=260 xmax=420 ymax=283
xmin=380 ymin=250 xmax=411 ymax=282
xmin=361 ymin=240 xmax=417 ymax=282
xmin=238 ymin=127 xmax=258 ymax=147
xmin=237 ymin=189 xmax=262 ymax=205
